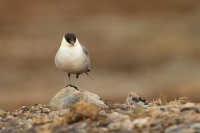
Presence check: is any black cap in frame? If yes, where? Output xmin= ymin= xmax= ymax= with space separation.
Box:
xmin=64 ymin=33 xmax=76 ymax=45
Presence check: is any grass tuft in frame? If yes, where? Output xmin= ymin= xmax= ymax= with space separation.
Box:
xmin=64 ymin=101 xmax=102 ymax=124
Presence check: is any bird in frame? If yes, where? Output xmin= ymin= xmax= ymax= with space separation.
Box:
xmin=54 ymin=32 xmax=90 ymax=89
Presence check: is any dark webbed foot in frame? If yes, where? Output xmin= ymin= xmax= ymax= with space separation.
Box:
xmin=66 ymin=84 xmax=79 ymax=90
xmin=66 ymin=84 xmax=73 ymax=87
xmin=73 ymin=86 xmax=79 ymax=90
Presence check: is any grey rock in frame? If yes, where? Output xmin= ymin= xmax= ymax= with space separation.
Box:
xmin=124 ymin=92 xmax=151 ymax=107
xmin=181 ymin=102 xmax=199 ymax=113
xmin=61 ymin=93 xmax=80 ymax=108
xmin=165 ymin=125 xmax=178 ymax=133
xmin=106 ymin=112 xmax=133 ymax=131
xmin=41 ymin=108 xmax=51 ymax=114
xmin=133 ymin=117 xmax=150 ymax=128
xmin=190 ymin=122 xmax=200 ymax=131
xmin=108 ymin=120 xmax=133 ymax=131
xmin=124 ymin=92 xmax=140 ymax=106
xmin=49 ymin=86 xmax=107 ymax=109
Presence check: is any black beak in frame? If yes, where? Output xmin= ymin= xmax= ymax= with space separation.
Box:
xmin=70 ymin=40 xmax=75 ymax=45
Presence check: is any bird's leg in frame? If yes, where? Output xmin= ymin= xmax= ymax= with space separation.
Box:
xmin=66 ymin=74 xmax=72 ymax=87
xmin=74 ymin=74 xmax=80 ymax=90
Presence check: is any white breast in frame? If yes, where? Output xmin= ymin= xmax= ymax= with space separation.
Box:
xmin=55 ymin=44 xmax=90 ymax=74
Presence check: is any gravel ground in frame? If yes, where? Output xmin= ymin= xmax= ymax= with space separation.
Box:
xmin=0 ymin=99 xmax=200 ymax=133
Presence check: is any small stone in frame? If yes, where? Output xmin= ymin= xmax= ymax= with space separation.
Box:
xmin=31 ymin=104 xmax=43 ymax=111
xmin=18 ymin=110 xmax=24 ymax=114
xmin=58 ymin=109 xmax=69 ymax=116
xmin=179 ymin=97 xmax=189 ymax=104
xmin=164 ymin=125 xmax=178 ymax=133
xmin=125 ymin=92 xmax=150 ymax=107
xmin=124 ymin=92 xmax=139 ymax=106
xmin=181 ymin=128 xmax=195 ymax=133
xmin=190 ymin=122 xmax=200 ymax=130
xmin=183 ymin=102 xmax=195 ymax=108
xmin=100 ymin=127 xmax=108 ymax=132
xmin=49 ymin=111 xmax=59 ymax=117
xmin=137 ymin=101 xmax=145 ymax=106
xmin=41 ymin=108 xmax=51 ymax=114
xmin=108 ymin=119 xmax=133 ymax=131
xmin=121 ymin=119 xmax=133 ymax=131
xmin=181 ymin=102 xmax=199 ymax=113
xmin=120 ymin=115 xmax=130 ymax=121
xmin=0 ymin=110 xmax=6 ymax=116
xmin=160 ymin=107 xmax=166 ymax=111
xmin=106 ymin=112 xmax=133 ymax=131
xmin=133 ymin=117 xmax=150 ymax=128
xmin=20 ymin=106 xmax=30 ymax=111
xmin=27 ymin=118 xmax=33 ymax=122
xmin=108 ymin=122 xmax=121 ymax=131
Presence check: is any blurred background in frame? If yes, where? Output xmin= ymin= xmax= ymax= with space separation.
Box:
xmin=0 ymin=0 xmax=200 ymax=110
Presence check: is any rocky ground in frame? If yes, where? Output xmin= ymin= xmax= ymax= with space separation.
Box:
xmin=0 ymin=91 xmax=200 ymax=133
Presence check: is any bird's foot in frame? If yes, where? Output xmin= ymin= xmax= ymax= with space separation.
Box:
xmin=66 ymin=84 xmax=73 ymax=87
xmin=73 ymin=85 xmax=79 ymax=90
xmin=66 ymin=84 xmax=80 ymax=90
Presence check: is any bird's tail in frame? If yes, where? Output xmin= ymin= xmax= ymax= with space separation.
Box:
xmin=85 ymin=72 xmax=94 ymax=80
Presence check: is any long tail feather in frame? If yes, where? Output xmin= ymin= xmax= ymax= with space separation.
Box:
xmin=85 ymin=72 xmax=94 ymax=80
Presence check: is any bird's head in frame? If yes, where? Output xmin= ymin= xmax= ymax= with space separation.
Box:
xmin=64 ymin=33 xmax=77 ymax=46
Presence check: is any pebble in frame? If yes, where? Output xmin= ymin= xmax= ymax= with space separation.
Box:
xmin=133 ymin=117 xmax=150 ymax=128
xmin=41 ymin=108 xmax=51 ymax=114
xmin=0 ymin=110 xmax=6 ymax=116
xmin=183 ymin=102 xmax=195 ymax=108
xmin=49 ymin=111 xmax=60 ymax=116
xmin=165 ymin=125 xmax=178 ymax=133
xmin=190 ymin=122 xmax=200 ymax=130
xmin=20 ymin=106 xmax=30 ymax=111
xmin=108 ymin=119 xmax=133 ymax=131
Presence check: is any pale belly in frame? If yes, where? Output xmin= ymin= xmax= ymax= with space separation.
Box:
xmin=55 ymin=46 xmax=89 ymax=74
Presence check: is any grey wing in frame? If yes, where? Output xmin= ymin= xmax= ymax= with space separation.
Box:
xmin=81 ymin=45 xmax=90 ymax=71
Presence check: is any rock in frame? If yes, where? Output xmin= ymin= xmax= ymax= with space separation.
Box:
xmin=105 ymin=112 xmax=133 ymax=131
xmin=0 ymin=109 xmax=6 ymax=116
xmin=164 ymin=125 xmax=196 ymax=133
xmin=20 ymin=106 xmax=30 ymax=112
xmin=124 ymin=92 xmax=150 ymax=107
xmin=107 ymin=116 xmax=133 ymax=131
xmin=164 ymin=125 xmax=178 ymax=133
xmin=133 ymin=117 xmax=150 ymax=128
xmin=190 ymin=122 xmax=200 ymax=131
xmin=31 ymin=104 xmax=43 ymax=112
xmin=179 ymin=97 xmax=189 ymax=104
xmin=41 ymin=108 xmax=51 ymax=114
xmin=181 ymin=102 xmax=199 ymax=113
xmin=108 ymin=120 xmax=133 ymax=132
xmin=49 ymin=86 xmax=107 ymax=109
xmin=125 ymin=92 xmax=139 ymax=106
xmin=183 ymin=102 xmax=195 ymax=108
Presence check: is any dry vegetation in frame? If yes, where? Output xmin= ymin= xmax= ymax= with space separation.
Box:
xmin=64 ymin=101 xmax=101 ymax=124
